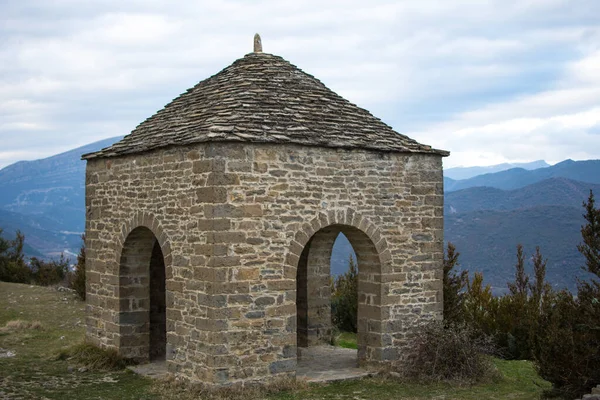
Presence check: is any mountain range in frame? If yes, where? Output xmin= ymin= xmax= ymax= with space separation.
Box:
xmin=444 ymin=163 xmax=600 ymax=293
xmin=0 ymin=136 xmax=123 ymax=257
xmin=444 ymin=159 xmax=600 ymax=192
xmin=0 ymin=138 xmax=598 ymax=292
xmin=444 ymin=160 xmax=549 ymax=180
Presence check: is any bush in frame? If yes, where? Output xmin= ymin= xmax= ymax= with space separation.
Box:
xmin=30 ymin=254 xmax=69 ymax=286
xmin=396 ymin=322 xmax=497 ymax=384
xmin=463 ymin=271 xmax=499 ymax=337
xmin=331 ymin=256 xmax=358 ymax=333
xmin=531 ymin=289 xmax=599 ymax=399
xmin=71 ymin=234 xmax=86 ymax=301
xmin=443 ymin=242 xmax=468 ymax=325
xmin=460 ymin=244 xmax=552 ymax=360
xmin=0 ymin=230 xmax=31 ymax=283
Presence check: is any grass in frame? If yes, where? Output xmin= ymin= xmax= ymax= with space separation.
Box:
xmin=334 ymin=331 xmax=358 ymax=349
xmin=57 ymin=343 xmax=134 ymax=371
xmin=0 ymin=281 xmax=155 ymax=399
xmin=0 ymin=281 xmax=552 ymax=399
xmin=268 ymin=358 xmax=549 ymax=400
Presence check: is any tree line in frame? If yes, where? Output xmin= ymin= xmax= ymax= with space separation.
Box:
xmin=0 ymin=230 xmax=85 ymax=300
xmin=445 ymin=190 xmax=599 ymax=397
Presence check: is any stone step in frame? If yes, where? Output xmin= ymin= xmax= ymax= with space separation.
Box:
xmin=128 ymin=360 xmax=169 ymax=379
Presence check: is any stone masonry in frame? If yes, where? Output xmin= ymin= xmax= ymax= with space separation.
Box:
xmin=83 ymin=36 xmax=448 ymax=386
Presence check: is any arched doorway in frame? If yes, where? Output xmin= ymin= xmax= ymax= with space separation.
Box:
xmin=118 ymin=226 xmax=167 ymax=362
xmin=296 ymin=224 xmax=382 ymax=367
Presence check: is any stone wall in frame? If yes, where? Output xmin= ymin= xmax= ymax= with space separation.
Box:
xmin=85 ymin=141 xmax=444 ymax=385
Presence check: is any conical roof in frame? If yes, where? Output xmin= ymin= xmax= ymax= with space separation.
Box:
xmin=83 ymin=50 xmax=448 ymax=160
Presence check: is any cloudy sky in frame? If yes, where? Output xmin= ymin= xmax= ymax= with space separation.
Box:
xmin=1 ymin=0 xmax=599 ymax=169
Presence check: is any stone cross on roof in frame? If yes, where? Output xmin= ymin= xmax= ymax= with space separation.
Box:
xmin=254 ymin=33 xmax=262 ymax=53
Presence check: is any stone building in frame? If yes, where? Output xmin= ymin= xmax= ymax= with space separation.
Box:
xmin=82 ymin=36 xmax=448 ymax=386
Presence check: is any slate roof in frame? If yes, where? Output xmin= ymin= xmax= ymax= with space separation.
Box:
xmin=82 ymin=51 xmax=448 ymax=160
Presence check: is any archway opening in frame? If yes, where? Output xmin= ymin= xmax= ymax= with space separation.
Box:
xmin=119 ymin=226 xmax=166 ymax=363
xmin=149 ymin=241 xmax=166 ymax=361
xmin=330 ymin=232 xmax=358 ymax=342
xmin=296 ymin=224 xmax=382 ymax=377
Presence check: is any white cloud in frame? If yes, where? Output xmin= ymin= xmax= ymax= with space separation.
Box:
xmin=0 ymin=0 xmax=599 ymax=168
xmin=415 ymin=48 xmax=600 ymax=167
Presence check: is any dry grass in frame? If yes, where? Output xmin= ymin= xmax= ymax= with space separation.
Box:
xmin=153 ymin=375 xmax=309 ymax=400
xmin=0 ymin=319 xmax=43 ymax=332
xmin=56 ymin=342 xmax=133 ymax=371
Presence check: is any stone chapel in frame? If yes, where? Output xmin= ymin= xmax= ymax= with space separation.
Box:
xmin=82 ymin=35 xmax=448 ymax=385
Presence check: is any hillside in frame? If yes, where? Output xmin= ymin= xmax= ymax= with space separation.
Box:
xmin=0 ymin=136 xmax=123 ymax=223
xmin=446 ymin=177 xmax=600 ymax=214
xmin=0 ymin=209 xmax=79 ymax=258
xmin=444 ymin=176 xmax=599 ymax=293
xmin=446 ymin=205 xmax=590 ymax=293
xmin=0 ymin=136 xmax=123 ymax=257
xmin=445 ymin=159 xmax=600 ymax=192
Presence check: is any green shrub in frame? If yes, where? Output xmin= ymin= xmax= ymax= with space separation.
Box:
xmin=463 ymin=271 xmax=499 ymax=337
xmin=30 ymin=254 xmax=69 ymax=286
xmin=578 ymin=190 xmax=600 ymax=277
xmin=331 ymin=256 xmax=358 ymax=333
xmin=71 ymin=234 xmax=86 ymax=301
xmin=460 ymin=244 xmax=552 ymax=361
xmin=443 ymin=242 xmax=468 ymax=325
xmin=0 ymin=230 xmax=31 ymax=284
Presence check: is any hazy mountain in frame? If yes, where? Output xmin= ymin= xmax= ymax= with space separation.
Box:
xmin=445 ymin=159 xmax=600 ymax=192
xmin=0 ymin=136 xmax=123 ymax=258
xmin=0 ymin=209 xmax=81 ymax=259
xmin=444 ymin=160 xmax=549 ymax=180
xmin=444 ymin=175 xmax=599 ymax=292
xmin=446 ymin=177 xmax=600 ymax=214
xmin=446 ymin=205 xmax=590 ymax=293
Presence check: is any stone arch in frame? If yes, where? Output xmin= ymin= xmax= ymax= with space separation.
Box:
xmin=286 ymin=209 xmax=391 ymax=269
xmin=115 ymin=212 xmax=172 ymax=363
xmin=290 ymin=209 xmax=392 ymax=365
xmin=115 ymin=211 xmax=172 ymax=270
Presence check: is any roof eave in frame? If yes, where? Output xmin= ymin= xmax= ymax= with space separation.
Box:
xmin=82 ymin=140 xmax=450 ymax=161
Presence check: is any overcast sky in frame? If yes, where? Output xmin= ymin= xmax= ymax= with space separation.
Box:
xmin=1 ymin=0 xmax=599 ymax=169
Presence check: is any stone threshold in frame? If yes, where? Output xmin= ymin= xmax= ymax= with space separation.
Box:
xmin=128 ymin=360 xmax=169 ymax=379
xmin=128 ymin=346 xmax=374 ymax=384
xmin=297 ymin=345 xmax=374 ymax=383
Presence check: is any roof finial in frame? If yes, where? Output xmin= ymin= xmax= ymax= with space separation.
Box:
xmin=254 ymin=33 xmax=262 ymax=53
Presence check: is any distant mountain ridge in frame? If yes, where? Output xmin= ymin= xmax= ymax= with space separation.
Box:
xmin=444 ymin=160 xmax=549 ymax=180
xmin=445 ymin=159 xmax=600 ymax=192
xmin=0 ymin=138 xmax=598 ymax=292
xmin=446 ymin=177 xmax=600 ymax=214
xmin=442 ymin=159 xmax=600 ymax=292
xmin=0 ymin=136 xmax=123 ymax=257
